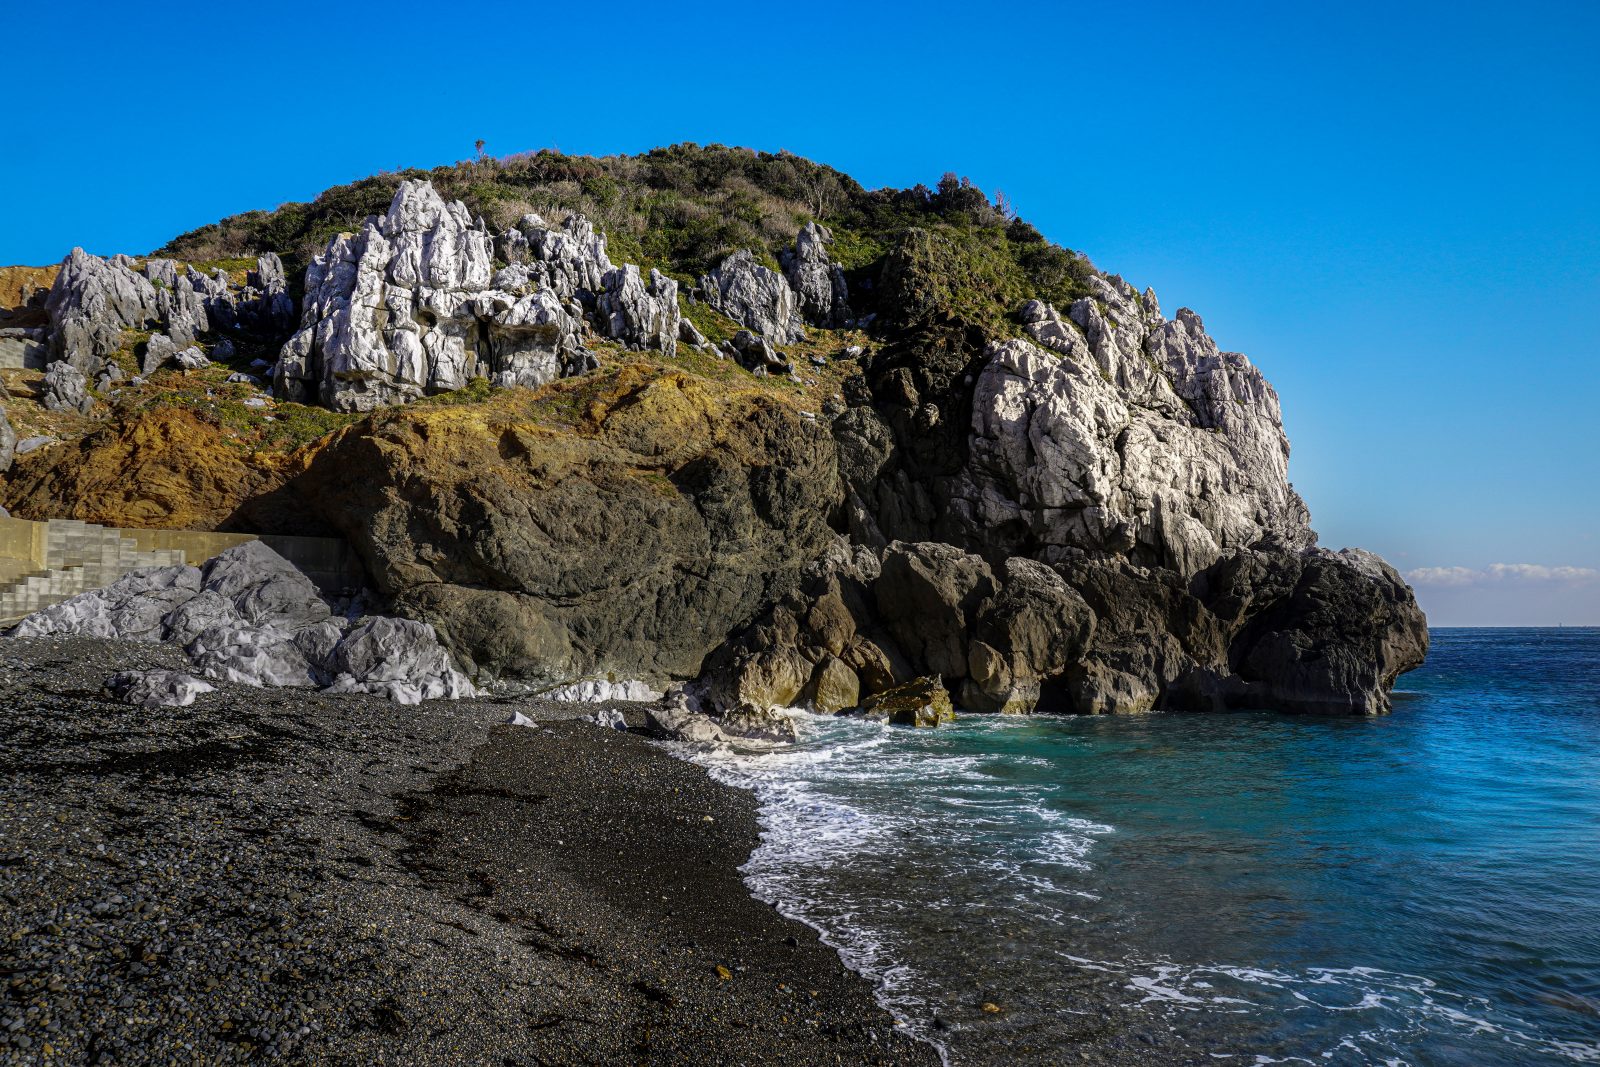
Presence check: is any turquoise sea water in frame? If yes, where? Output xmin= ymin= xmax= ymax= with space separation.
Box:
xmin=690 ymin=628 xmax=1600 ymax=1065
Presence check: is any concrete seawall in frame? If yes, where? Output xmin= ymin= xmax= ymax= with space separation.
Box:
xmin=0 ymin=516 xmax=366 ymax=593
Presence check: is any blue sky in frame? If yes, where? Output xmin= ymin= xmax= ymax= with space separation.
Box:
xmin=4 ymin=0 xmax=1596 ymax=624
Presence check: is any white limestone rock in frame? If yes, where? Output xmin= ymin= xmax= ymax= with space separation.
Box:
xmin=42 ymin=362 xmax=93 ymax=415
xmin=44 ymin=248 xmax=292 ymax=379
xmin=700 ymin=249 xmax=805 ymax=345
xmin=514 ymin=213 xmax=615 ymax=302
xmin=105 ymin=669 xmax=216 ymax=710
xmin=478 ymin=288 xmax=590 ymax=389
xmin=277 ymin=183 xmax=633 ymax=411
xmin=201 ymin=541 xmax=333 ymax=632
xmin=14 ymin=436 xmax=56 ymax=455
xmin=161 ymin=588 xmax=240 ymax=647
xmin=142 ymin=333 xmax=178 ymax=375
xmin=12 ymin=565 xmax=203 ymax=642
xmin=174 ymin=346 xmax=210 ymax=370
xmin=0 ymin=402 xmax=14 ymax=473
xmin=545 ymin=678 xmax=661 ymax=703
xmin=596 ymin=266 xmax=679 ymax=355
xmin=324 ymin=616 xmax=477 ymax=705
xmin=586 ymin=708 xmax=629 ymax=730
xmin=959 ymin=334 xmax=1311 ymax=574
xmin=1018 ymin=299 xmax=1093 ymax=364
xmin=782 ymin=222 xmax=850 ymax=327
xmin=45 ymin=248 xmax=161 ymax=372
xmin=678 ymin=317 xmax=708 ymax=347
xmin=187 ymin=623 xmax=323 ymax=688
xmin=10 ymin=541 xmax=476 ymax=704
xmin=643 ymin=703 xmax=732 ymax=745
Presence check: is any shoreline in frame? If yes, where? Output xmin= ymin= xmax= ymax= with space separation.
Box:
xmin=0 ymin=635 xmax=939 ymax=1065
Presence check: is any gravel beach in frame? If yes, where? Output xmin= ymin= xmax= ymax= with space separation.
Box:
xmin=0 ymin=636 xmax=940 ymax=1066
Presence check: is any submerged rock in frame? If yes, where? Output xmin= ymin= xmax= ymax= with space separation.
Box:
xmin=859 ymin=677 xmax=955 ymax=727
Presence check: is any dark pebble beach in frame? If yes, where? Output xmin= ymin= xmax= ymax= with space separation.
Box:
xmin=0 ymin=636 xmax=939 ymax=1066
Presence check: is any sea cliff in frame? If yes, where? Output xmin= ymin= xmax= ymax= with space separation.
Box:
xmin=0 ymin=145 xmax=1426 ymax=719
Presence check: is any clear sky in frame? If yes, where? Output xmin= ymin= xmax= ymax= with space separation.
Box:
xmin=4 ymin=0 xmax=1596 ymax=625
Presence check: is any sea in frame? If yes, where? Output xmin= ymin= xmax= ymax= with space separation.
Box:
xmin=685 ymin=628 xmax=1600 ymax=1065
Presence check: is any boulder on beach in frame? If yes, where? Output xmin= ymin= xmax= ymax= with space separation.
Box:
xmin=9 ymin=542 xmax=476 ymax=705
xmin=105 ymin=669 xmax=216 ymax=709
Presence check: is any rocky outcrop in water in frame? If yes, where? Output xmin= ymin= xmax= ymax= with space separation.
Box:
xmin=710 ymin=534 xmax=1424 ymax=717
xmin=704 ymin=268 xmax=1423 ymax=717
xmin=9 ymin=541 xmax=474 ymax=705
xmin=859 ymin=676 xmax=955 ymax=726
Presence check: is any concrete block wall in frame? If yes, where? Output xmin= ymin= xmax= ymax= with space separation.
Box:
xmin=0 ymin=516 xmax=367 ymax=625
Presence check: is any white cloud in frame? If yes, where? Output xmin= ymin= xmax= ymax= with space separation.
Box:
xmin=1404 ymin=566 xmax=1482 ymax=586
xmin=1405 ymin=563 xmax=1600 ymax=587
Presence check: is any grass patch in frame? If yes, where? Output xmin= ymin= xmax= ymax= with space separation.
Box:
xmin=415 ymin=376 xmax=499 ymax=406
xmin=679 ymin=299 xmax=740 ymax=345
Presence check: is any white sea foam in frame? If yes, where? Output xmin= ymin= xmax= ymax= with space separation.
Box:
xmin=656 ymin=706 xmax=1599 ymax=1066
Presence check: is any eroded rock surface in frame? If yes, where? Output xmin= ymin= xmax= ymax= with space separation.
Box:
xmin=699 ymin=250 xmax=805 ymax=345
xmin=703 ymin=276 xmax=1423 ymax=718
xmin=105 ymin=669 xmax=216 ymax=709
xmin=290 ymin=365 xmax=839 ymax=688
xmin=782 ymin=222 xmax=851 ymax=328
xmin=9 ymin=542 xmax=474 ymax=705
xmin=0 ymin=400 xmax=15 ymax=473
xmin=42 ymin=362 xmax=93 ymax=415
xmin=277 ymin=183 xmax=683 ymax=411
xmin=43 ymin=247 xmax=296 ymax=380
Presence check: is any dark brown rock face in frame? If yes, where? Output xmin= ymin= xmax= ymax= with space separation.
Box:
xmin=710 ymin=540 xmax=1425 ymax=717
xmin=292 ymin=365 xmax=840 ymax=685
xmin=1200 ymin=546 xmax=1431 ymax=715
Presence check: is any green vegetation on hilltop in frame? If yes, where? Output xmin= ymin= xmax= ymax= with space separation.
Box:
xmin=158 ymin=145 xmax=1098 ymax=338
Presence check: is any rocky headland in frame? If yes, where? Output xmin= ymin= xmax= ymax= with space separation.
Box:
xmin=0 ymin=144 xmax=1427 ymax=1063
xmin=1 ymin=145 xmax=1425 ymax=724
